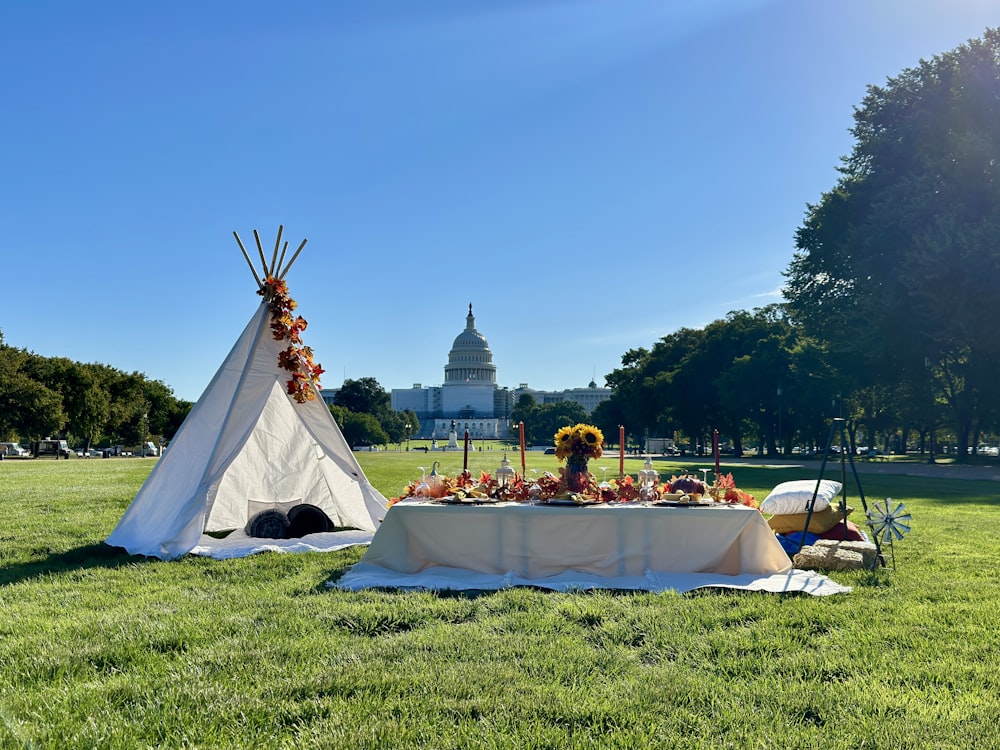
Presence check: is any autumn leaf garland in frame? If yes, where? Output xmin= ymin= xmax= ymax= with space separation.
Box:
xmin=259 ymin=276 xmax=325 ymax=403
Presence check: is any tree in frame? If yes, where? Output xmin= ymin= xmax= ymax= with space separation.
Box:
xmin=522 ymin=402 xmax=589 ymax=447
xmin=0 ymin=371 xmax=64 ymax=440
xmin=785 ymin=29 xmax=1000 ymax=460
xmin=0 ymin=346 xmax=65 ymax=440
xmin=591 ymin=397 xmax=627 ymax=449
xmin=510 ymin=393 xmax=538 ymax=432
xmin=604 ymin=329 xmax=708 ymax=441
xmin=706 ymin=308 xmax=795 ymax=456
xmin=343 ymin=410 xmax=389 ymax=447
xmin=333 ymin=378 xmax=391 ymax=418
xmin=100 ymin=370 xmax=152 ymax=445
xmin=380 ymin=409 xmax=408 ymax=445
xmin=602 ymin=308 xmax=809 ymax=456
xmin=509 ymin=394 xmax=589 ymax=446
xmin=25 ymin=357 xmax=108 ymax=449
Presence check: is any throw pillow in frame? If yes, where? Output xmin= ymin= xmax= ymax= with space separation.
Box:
xmin=760 ymin=479 xmax=842 ymax=516
xmin=287 ymin=503 xmax=333 ymax=538
xmin=817 ymin=519 xmax=867 ymax=542
xmin=245 ymin=509 xmax=290 ymax=539
xmin=767 ymin=505 xmax=853 ymax=534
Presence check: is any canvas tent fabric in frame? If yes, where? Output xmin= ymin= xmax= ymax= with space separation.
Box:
xmin=106 ymin=302 xmax=387 ymax=560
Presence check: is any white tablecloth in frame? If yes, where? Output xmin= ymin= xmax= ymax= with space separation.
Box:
xmin=358 ymin=501 xmax=791 ymax=577
xmin=334 ymin=501 xmax=850 ymax=595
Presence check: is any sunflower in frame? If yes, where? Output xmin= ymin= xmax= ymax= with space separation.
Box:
xmin=578 ymin=425 xmax=604 ymax=459
xmin=554 ymin=425 xmax=576 ymax=461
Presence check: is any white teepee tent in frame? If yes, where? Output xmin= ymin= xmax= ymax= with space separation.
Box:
xmin=106 ymin=228 xmax=387 ymax=559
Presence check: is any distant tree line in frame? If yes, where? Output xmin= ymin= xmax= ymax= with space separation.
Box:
xmin=0 ymin=331 xmax=192 ymax=450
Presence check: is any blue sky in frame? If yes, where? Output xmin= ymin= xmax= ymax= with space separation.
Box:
xmin=3 ymin=0 xmax=998 ymax=402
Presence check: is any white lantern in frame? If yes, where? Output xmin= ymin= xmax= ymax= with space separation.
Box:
xmin=496 ymin=453 xmax=516 ymax=489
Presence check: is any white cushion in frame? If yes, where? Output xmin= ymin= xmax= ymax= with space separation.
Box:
xmin=760 ymin=480 xmax=841 ymax=516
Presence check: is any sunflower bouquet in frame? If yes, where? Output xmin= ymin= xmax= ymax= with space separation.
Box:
xmin=553 ymin=423 xmax=604 ymax=494
xmin=554 ymin=424 xmax=604 ymax=462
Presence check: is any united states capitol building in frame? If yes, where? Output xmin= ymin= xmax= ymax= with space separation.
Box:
xmin=388 ymin=305 xmax=610 ymax=440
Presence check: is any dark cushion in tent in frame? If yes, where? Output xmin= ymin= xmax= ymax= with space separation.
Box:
xmin=287 ymin=503 xmax=333 ymax=538
xmin=245 ymin=509 xmax=290 ymax=539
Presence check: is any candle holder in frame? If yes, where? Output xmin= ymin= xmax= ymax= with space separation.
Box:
xmin=639 ymin=456 xmax=658 ymax=487
xmin=496 ymin=453 xmax=516 ymax=490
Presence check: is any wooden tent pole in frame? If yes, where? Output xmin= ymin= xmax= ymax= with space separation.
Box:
xmin=275 ymin=241 xmax=289 ymax=275
xmin=233 ymin=231 xmax=263 ymax=289
xmin=252 ymin=230 xmax=269 ymax=278
xmin=278 ymin=238 xmax=308 ymax=279
xmin=269 ymin=225 xmax=283 ymax=277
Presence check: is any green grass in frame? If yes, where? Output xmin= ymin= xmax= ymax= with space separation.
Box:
xmin=2 ymin=455 xmax=999 ymax=748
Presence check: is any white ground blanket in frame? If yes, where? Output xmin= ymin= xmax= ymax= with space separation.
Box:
xmin=190 ymin=529 xmax=374 ymax=560
xmin=332 ymin=562 xmax=851 ymax=596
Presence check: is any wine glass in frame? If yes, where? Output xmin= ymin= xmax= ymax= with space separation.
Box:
xmin=529 ymin=483 xmax=542 ymax=505
xmin=599 ymin=465 xmax=611 ymax=491
xmin=699 ymin=468 xmax=711 ymax=486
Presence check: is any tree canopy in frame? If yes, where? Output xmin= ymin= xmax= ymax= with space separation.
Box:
xmin=785 ymin=28 xmax=1000 ymax=459
xmin=328 ymin=404 xmax=389 ymax=447
xmin=0 ymin=333 xmax=192 ymax=448
xmin=511 ymin=398 xmax=589 ymax=447
xmin=333 ymin=377 xmax=391 ymax=416
xmin=329 ymin=377 xmax=418 ymax=447
xmin=599 ymin=307 xmax=830 ymax=456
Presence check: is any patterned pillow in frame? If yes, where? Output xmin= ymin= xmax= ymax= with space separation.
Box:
xmin=245 ymin=509 xmax=290 ymax=539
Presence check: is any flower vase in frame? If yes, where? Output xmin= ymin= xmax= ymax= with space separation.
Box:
xmin=565 ymin=457 xmax=590 ymax=493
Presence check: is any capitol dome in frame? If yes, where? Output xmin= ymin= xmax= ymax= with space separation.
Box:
xmin=444 ymin=304 xmax=496 ymax=385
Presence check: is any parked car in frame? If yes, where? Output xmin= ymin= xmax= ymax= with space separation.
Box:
xmin=1 ymin=442 xmax=30 ymax=458
xmin=139 ymin=441 xmax=159 ymax=457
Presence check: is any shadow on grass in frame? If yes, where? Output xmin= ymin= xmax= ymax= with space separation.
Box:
xmin=853 ymin=567 xmax=893 ymax=588
xmin=0 ymin=543 xmax=146 ymax=587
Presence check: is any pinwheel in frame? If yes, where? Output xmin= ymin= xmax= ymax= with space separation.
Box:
xmin=866 ymin=498 xmax=911 ymax=568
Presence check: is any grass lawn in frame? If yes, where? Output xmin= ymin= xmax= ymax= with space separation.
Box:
xmin=1 ymin=453 xmax=999 ymax=749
